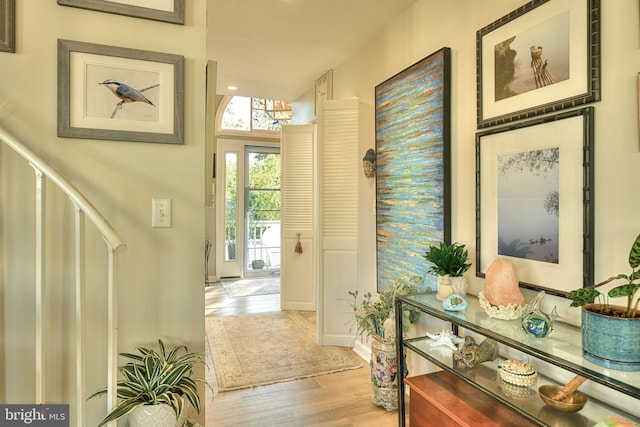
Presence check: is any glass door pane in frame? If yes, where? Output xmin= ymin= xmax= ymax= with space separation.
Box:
xmin=225 ymin=152 xmax=238 ymax=261
xmin=245 ymin=147 xmax=281 ymax=275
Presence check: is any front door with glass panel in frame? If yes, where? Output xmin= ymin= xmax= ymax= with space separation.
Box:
xmin=245 ymin=146 xmax=281 ymax=276
xmin=217 ymin=141 xmax=244 ymax=279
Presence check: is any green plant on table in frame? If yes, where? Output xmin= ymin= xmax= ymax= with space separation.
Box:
xmin=567 ymin=232 xmax=640 ymax=318
xmin=89 ymin=339 xmax=207 ymax=426
xmin=423 ymin=242 xmax=471 ymax=277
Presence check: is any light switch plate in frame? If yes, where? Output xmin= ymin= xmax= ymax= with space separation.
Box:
xmin=152 ymin=198 xmax=172 ymax=228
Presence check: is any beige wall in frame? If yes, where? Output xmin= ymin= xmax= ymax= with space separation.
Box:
xmin=319 ymin=0 xmax=640 ymax=324
xmin=317 ymin=0 xmax=640 ymax=415
xmin=0 ymin=1 xmax=207 ymax=425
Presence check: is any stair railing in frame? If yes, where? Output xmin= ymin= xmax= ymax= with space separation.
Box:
xmin=0 ymin=124 xmax=126 ymax=426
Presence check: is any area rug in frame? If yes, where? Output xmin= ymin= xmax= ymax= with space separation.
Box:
xmin=221 ymin=277 xmax=280 ymax=297
xmin=206 ymin=311 xmax=362 ymax=391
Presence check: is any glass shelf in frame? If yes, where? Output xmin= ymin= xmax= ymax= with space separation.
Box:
xmin=395 ymin=293 xmax=640 ymax=427
xmin=398 ymin=293 xmax=640 ymax=399
xmin=405 ymin=337 xmax=640 ymax=426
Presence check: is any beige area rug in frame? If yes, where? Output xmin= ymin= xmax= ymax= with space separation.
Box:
xmin=206 ymin=311 xmax=362 ymax=391
xmin=221 ymin=277 xmax=280 ymax=297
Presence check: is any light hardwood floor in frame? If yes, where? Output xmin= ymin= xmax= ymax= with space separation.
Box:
xmin=204 ymin=280 xmax=400 ymax=426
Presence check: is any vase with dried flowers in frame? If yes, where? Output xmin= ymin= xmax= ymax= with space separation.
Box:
xmin=347 ymin=278 xmax=422 ymax=411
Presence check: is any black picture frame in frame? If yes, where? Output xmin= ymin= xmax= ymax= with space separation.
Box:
xmin=476 ymin=0 xmax=600 ymax=128
xmin=475 ymin=107 xmax=594 ymax=296
xmin=375 ymin=47 xmax=451 ymax=293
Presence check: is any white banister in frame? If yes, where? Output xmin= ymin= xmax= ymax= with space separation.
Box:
xmin=1 ymin=123 xmax=126 ymax=425
xmin=33 ymin=168 xmax=46 ymax=404
xmin=107 ymin=250 xmax=119 ymax=427
xmin=74 ymin=205 xmax=86 ymax=425
xmin=0 ymin=126 xmax=126 ymax=253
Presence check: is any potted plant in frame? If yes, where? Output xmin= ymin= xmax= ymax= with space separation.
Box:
xmin=423 ymin=242 xmax=471 ymax=299
xmin=347 ymin=278 xmax=421 ymax=411
xmin=89 ymin=339 xmax=207 ymax=427
xmin=567 ymin=232 xmax=640 ymax=371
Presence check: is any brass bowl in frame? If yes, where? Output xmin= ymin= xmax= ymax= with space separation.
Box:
xmin=538 ymin=385 xmax=587 ymax=413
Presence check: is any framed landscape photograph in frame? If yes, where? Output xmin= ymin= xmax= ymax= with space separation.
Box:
xmin=57 ymin=0 xmax=184 ymax=25
xmin=0 ymin=0 xmax=15 ymax=53
xmin=476 ymin=0 xmax=600 ymax=128
xmin=475 ymin=107 xmax=594 ymax=295
xmin=57 ymin=39 xmax=184 ymax=144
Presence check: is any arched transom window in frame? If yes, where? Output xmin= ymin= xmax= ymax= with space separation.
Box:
xmin=220 ymin=96 xmax=292 ymax=132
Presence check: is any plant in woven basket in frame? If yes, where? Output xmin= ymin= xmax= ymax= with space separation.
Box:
xmin=89 ymin=339 xmax=207 ymax=426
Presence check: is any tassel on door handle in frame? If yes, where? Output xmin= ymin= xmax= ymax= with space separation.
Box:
xmin=295 ymin=233 xmax=303 ymax=254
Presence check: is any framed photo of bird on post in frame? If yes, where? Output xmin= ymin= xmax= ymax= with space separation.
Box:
xmin=57 ymin=39 xmax=184 ymax=144
xmin=476 ymin=0 xmax=600 ymax=129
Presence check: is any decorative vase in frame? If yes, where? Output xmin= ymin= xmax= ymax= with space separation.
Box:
xmin=370 ymin=334 xmax=399 ymax=411
xmin=128 ymin=404 xmax=186 ymax=427
xmin=436 ymin=275 xmax=454 ymax=301
xmin=449 ymin=276 xmax=468 ymax=297
xmin=582 ymin=305 xmax=640 ymax=371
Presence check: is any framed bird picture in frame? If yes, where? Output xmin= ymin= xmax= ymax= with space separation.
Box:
xmin=57 ymin=39 xmax=184 ymax=144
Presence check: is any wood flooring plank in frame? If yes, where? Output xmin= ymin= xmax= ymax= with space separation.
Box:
xmin=205 ymin=280 xmax=398 ymax=427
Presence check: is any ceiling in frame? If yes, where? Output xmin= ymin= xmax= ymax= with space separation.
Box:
xmin=207 ymin=0 xmax=417 ymax=101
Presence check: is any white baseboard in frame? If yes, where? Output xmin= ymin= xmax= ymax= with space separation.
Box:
xmin=353 ymin=339 xmax=371 ymax=362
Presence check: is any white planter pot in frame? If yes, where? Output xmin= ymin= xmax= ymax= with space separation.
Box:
xmin=449 ymin=276 xmax=467 ymax=297
xmin=128 ymin=404 xmax=186 ymax=427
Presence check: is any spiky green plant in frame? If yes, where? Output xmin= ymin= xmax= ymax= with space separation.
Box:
xmin=423 ymin=242 xmax=471 ymax=277
xmin=567 ymin=232 xmax=640 ymax=318
xmin=89 ymin=339 xmax=207 ymax=426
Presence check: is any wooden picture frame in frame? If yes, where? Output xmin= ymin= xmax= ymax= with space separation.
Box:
xmin=477 ymin=0 xmax=600 ymax=128
xmin=375 ymin=48 xmax=451 ymax=293
xmin=475 ymin=107 xmax=594 ymax=296
xmin=57 ymin=0 xmax=184 ymax=25
xmin=0 ymin=0 xmax=15 ymax=53
xmin=57 ymin=39 xmax=184 ymax=144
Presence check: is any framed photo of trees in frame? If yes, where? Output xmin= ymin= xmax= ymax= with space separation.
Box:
xmin=475 ymin=107 xmax=594 ymax=295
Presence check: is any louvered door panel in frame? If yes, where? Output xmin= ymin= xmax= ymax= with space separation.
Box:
xmin=318 ymin=99 xmax=360 ymax=346
xmin=280 ymin=124 xmax=316 ymax=311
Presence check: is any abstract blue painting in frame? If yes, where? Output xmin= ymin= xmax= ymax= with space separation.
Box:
xmin=375 ymin=47 xmax=451 ymax=292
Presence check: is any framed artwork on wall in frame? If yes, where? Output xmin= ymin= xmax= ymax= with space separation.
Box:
xmin=375 ymin=47 xmax=451 ymax=293
xmin=314 ymin=70 xmax=333 ymax=116
xmin=475 ymin=107 xmax=594 ymax=296
xmin=57 ymin=0 xmax=185 ymax=25
xmin=0 ymin=0 xmax=15 ymax=53
xmin=476 ymin=0 xmax=600 ymax=128
xmin=57 ymin=39 xmax=184 ymax=144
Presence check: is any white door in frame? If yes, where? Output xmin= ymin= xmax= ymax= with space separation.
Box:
xmin=280 ymin=124 xmax=317 ymax=311
xmin=317 ymin=99 xmax=360 ymax=346
xmin=216 ymin=139 xmax=245 ymax=278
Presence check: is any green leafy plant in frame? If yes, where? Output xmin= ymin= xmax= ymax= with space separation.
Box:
xmin=423 ymin=242 xmax=471 ymax=277
xmin=89 ymin=339 xmax=207 ymax=426
xmin=567 ymin=233 xmax=640 ymax=318
xmin=347 ymin=277 xmax=422 ymax=340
